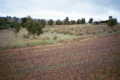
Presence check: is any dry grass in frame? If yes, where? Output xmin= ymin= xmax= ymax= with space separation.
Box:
xmin=44 ymin=24 xmax=119 ymax=35
xmin=0 ymin=24 xmax=120 ymax=50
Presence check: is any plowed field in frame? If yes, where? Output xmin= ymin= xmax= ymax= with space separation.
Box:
xmin=0 ymin=34 xmax=120 ymax=80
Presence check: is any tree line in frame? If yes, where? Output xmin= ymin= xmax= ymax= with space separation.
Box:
xmin=0 ymin=16 xmax=118 ymax=35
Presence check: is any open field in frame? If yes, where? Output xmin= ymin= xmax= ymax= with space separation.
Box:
xmin=1 ymin=0 xmax=120 ymax=80
xmin=0 ymin=33 xmax=120 ymax=80
xmin=0 ymin=24 xmax=120 ymax=50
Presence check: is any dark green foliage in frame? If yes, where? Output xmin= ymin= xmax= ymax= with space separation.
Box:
xmin=39 ymin=19 xmax=46 ymax=26
xmin=0 ymin=17 xmax=9 ymax=29
xmin=107 ymin=16 xmax=118 ymax=26
xmin=77 ymin=19 xmax=81 ymax=24
xmin=21 ymin=16 xmax=45 ymax=35
xmin=21 ymin=16 xmax=32 ymax=28
xmin=0 ymin=16 xmax=118 ymax=36
xmin=27 ymin=21 xmax=43 ymax=35
xmin=0 ymin=16 xmax=45 ymax=35
xmin=88 ymin=18 xmax=93 ymax=24
xmin=76 ymin=18 xmax=86 ymax=24
xmin=70 ymin=20 xmax=76 ymax=24
xmin=0 ymin=16 xmax=20 ymax=31
xmin=64 ymin=17 xmax=70 ymax=25
xmin=12 ymin=22 xmax=21 ymax=33
xmin=81 ymin=18 xmax=86 ymax=24
xmin=56 ymin=20 xmax=63 ymax=25
xmin=48 ymin=19 xmax=54 ymax=25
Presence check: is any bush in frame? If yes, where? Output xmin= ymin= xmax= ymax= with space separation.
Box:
xmin=39 ymin=19 xmax=46 ymax=26
xmin=64 ymin=17 xmax=70 ymax=25
xmin=76 ymin=18 xmax=86 ymax=24
xmin=56 ymin=20 xmax=63 ymax=25
xmin=88 ymin=18 xmax=93 ymax=24
xmin=77 ymin=19 xmax=81 ymax=24
xmin=70 ymin=20 xmax=76 ymax=24
xmin=0 ymin=17 xmax=21 ymax=32
xmin=81 ymin=18 xmax=86 ymax=24
xmin=21 ymin=16 xmax=45 ymax=36
xmin=48 ymin=19 xmax=54 ymax=25
xmin=107 ymin=16 xmax=118 ymax=27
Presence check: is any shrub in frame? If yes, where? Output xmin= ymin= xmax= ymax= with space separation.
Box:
xmin=21 ymin=16 xmax=45 ymax=36
xmin=64 ymin=17 xmax=70 ymax=25
xmin=56 ymin=20 xmax=63 ymax=25
xmin=88 ymin=18 xmax=93 ymax=24
xmin=70 ymin=20 xmax=76 ymax=24
xmin=39 ymin=19 xmax=46 ymax=26
xmin=107 ymin=16 xmax=118 ymax=27
xmin=77 ymin=19 xmax=81 ymax=24
xmin=48 ymin=19 xmax=54 ymax=25
xmin=76 ymin=18 xmax=86 ymax=24
xmin=81 ymin=18 xmax=86 ymax=24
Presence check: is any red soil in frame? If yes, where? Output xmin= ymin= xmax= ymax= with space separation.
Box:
xmin=0 ymin=34 xmax=120 ymax=80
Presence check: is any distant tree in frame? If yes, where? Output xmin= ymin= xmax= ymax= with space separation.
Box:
xmin=70 ymin=20 xmax=76 ymax=24
xmin=81 ymin=18 xmax=86 ymax=24
xmin=39 ymin=19 xmax=46 ymax=26
xmin=77 ymin=19 xmax=81 ymax=24
xmin=107 ymin=16 xmax=118 ymax=27
xmin=0 ymin=16 xmax=46 ymax=35
xmin=56 ymin=20 xmax=63 ymax=25
xmin=21 ymin=16 xmax=45 ymax=36
xmin=0 ymin=17 xmax=8 ymax=29
xmin=21 ymin=16 xmax=32 ymax=28
xmin=88 ymin=18 xmax=93 ymax=24
xmin=48 ymin=19 xmax=54 ymax=25
xmin=64 ymin=17 xmax=69 ymax=25
xmin=0 ymin=16 xmax=20 ymax=31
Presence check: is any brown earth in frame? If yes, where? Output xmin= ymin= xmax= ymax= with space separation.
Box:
xmin=0 ymin=33 xmax=120 ymax=80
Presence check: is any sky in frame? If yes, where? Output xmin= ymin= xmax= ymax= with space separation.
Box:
xmin=0 ymin=0 xmax=120 ymax=21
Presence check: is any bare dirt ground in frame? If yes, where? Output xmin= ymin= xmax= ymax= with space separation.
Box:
xmin=0 ymin=33 xmax=120 ymax=80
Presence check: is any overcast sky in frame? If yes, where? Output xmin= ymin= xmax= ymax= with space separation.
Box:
xmin=0 ymin=0 xmax=120 ymax=21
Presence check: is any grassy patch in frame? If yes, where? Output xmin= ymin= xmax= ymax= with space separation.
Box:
xmin=0 ymin=32 xmax=78 ymax=50
xmin=0 ymin=25 xmax=120 ymax=50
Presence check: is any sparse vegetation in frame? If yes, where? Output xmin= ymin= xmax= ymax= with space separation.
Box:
xmin=0 ymin=16 xmax=119 ymax=49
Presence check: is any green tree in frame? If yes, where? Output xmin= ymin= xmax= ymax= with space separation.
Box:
xmin=64 ymin=17 xmax=69 ymax=25
xmin=48 ymin=19 xmax=54 ymax=25
xmin=70 ymin=20 xmax=76 ymax=24
xmin=107 ymin=16 xmax=118 ymax=27
xmin=21 ymin=16 xmax=45 ymax=36
xmin=81 ymin=18 xmax=86 ymax=24
xmin=56 ymin=20 xmax=63 ymax=25
xmin=77 ymin=19 xmax=81 ymax=24
xmin=21 ymin=16 xmax=32 ymax=28
xmin=39 ymin=19 xmax=46 ymax=26
xmin=88 ymin=18 xmax=93 ymax=24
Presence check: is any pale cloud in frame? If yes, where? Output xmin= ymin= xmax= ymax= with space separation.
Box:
xmin=0 ymin=0 xmax=120 ymax=21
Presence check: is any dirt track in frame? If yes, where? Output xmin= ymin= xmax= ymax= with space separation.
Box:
xmin=0 ymin=34 xmax=120 ymax=80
